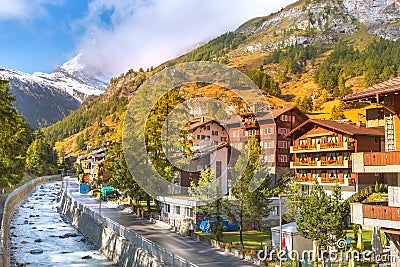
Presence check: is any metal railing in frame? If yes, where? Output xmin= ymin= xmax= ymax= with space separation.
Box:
xmin=64 ymin=190 xmax=198 ymax=267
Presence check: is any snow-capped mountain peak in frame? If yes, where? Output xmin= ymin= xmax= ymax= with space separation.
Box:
xmin=0 ymin=55 xmax=110 ymax=128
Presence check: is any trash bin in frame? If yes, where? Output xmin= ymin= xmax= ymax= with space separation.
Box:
xmin=79 ymin=184 xmax=89 ymax=194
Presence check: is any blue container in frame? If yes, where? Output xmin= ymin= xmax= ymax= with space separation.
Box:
xmin=79 ymin=184 xmax=89 ymax=194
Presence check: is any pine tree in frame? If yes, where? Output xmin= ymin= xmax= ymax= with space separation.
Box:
xmin=189 ymin=168 xmax=224 ymax=241
xmin=0 ymin=80 xmax=30 ymax=187
xmin=328 ymin=185 xmax=349 ymax=243
xmin=26 ymin=132 xmax=58 ymax=176
xmin=229 ymin=137 xmax=272 ymax=249
xmin=296 ymin=183 xmax=331 ymax=247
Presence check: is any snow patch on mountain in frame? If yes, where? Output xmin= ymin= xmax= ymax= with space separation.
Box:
xmin=0 ymin=54 xmax=109 ymax=102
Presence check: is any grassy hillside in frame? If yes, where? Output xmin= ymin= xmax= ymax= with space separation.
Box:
xmin=45 ymin=0 xmax=400 ymax=156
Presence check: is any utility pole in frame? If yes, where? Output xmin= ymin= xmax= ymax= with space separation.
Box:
xmin=279 ymin=193 xmax=291 ymax=267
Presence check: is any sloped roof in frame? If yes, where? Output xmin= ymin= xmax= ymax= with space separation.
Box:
xmin=343 ymin=76 xmax=400 ymax=102
xmin=286 ymin=119 xmax=384 ymax=139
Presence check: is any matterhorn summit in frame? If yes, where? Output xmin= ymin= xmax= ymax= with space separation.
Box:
xmin=0 ymin=54 xmax=110 ymax=128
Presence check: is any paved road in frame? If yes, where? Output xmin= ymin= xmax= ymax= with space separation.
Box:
xmin=64 ymin=177 xmax=256 ymax=267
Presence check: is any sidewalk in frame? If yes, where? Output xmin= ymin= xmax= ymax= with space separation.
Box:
xmin=64 ymin=177 xmax=257 ymax=267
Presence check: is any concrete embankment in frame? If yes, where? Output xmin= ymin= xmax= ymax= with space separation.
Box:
xmin=0 ymin=175 xmax=61 ymax=267
xmin=60 ymin=191 xmax=194 ymax=267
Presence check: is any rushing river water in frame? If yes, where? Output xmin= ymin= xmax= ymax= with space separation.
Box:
xmin=9 ymin=181 xmax=114 ymax=267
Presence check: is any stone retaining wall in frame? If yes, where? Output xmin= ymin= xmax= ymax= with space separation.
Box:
xmin=0 ymin=175 xmax=61 ymax=267
xmin=60 ymin=192 xmax=196 ymax=267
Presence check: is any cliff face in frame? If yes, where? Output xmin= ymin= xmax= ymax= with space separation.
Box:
xmin=234 ymin=0 xmax=400 ymax=56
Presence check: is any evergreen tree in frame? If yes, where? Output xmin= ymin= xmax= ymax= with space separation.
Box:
xmin=76 ymin=135 xmax=85 ymax=151
xmin=26 ymin=132 xmax=58 ymax=176
xmin=0 ymin=80 xmax=30 ymax=187
xmin=106 ymin=142 xmax=150 ymax=210
xmin=296 ymin=183 xmax=331 ymax=247
xmin=284 ymin=178 xmax=306 ymax=221
xmin=328 ymin=185 xmax=349 ymax=242
xmin=330 ymin=102 xmax=345 ymax=120
xmin=189 ymin=168 xmax=224 ymax=241
xmin=229 ymin=137 xmax=272 ymax=249
xmin=296 ymin=183 xmax=349 ymax=247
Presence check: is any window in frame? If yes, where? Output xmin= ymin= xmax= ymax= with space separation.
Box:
xmin=186 ymin=207 xmax=193 ymax=217
xmin=197 ymin=135 xmax=200 ymax=140
xmin=327 ymin=170 xmax=338 ymax=178
xmin=201 ymin=135 xmax=205 ymax=140
xmin=206 ymin=136 xmax=210 ymax=140
xmin=327 ymin=136 xmax=338 ymax=143
xmin=278 ymin=141 xmax=288 ymax=149
xmin=278 ymin=128 xmax=289 ymax=135
xmin=175 ymin=206 xmax=180 ymax=215
xmin=264 ymin=154 xmax=274 ymax=162
xmin=220 ymin=137 xmax=227 ymax=142
xmin=278 ymin=155 xmax=288 ymax=162
xmin=164 ymin=204 xmax=170 ymax=213
xmin=298 ymin=170 xmax=307 ymax=178
xmin=271 ymin=206 xmax=279 ymax=216
xmin=263 ymin=128 xmax=273 ymax=135
xmin=280 ymin=115 xmax=292 ymax=122
xmin=263 ymin=141 xmax=274 ymax=149
xmin=207 ymin=126 xmax=210 ymax=130
xmin=212 ymin=131 xmax=219 ymax=136
xmin=233 ymin=130 xmax=240 ymax=138
xmin=267 ymin=141 xmax=274 ymax=149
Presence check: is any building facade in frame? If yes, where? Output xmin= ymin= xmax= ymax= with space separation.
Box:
xmin=344 ymin=77 xmax=400 ymax=266
xmin=286 ymin=119 xmax=384 ymax=199
xmin=227 ymin=106 xmax=309 ymax=184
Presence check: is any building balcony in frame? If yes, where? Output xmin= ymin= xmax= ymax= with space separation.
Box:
xmin=351 ymin=202 xmax=400 ymax=230
xmin=290 ymin=142 xmax=354 ymax=153
xmin=295 ymin=177 xmax=355 ymax=186
xmin=352 ymin=152 xmax=400 ymax=173
xmin=290 ymin=160 xmax=351 ymax=169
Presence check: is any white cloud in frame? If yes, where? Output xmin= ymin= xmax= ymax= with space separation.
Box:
xmin=76 ymin=0 xmax=296 ymax=77
xmin=0 ymin=0 xmax=58 ymax=21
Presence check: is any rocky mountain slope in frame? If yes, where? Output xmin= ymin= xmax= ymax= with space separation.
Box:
xmin=47 ymin=0 xmax=400 ymax=155
xmin=0 ymin=54 xmax=109 ymax=128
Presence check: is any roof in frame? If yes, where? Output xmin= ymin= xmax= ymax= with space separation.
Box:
xmin=271 ymin=106 xmax=295 ymax=118
xmin=224 ymin=106 xmax=307 ymax=127
xmin=285 ymin=119 xmax=385 ymax=139
xmin=271 ymin=222 xmax=298 ymax=234
xmin=191 ymin=143 xmax=230 ymax=159
xmin=343 ymin=76 xmax=400 ymax=102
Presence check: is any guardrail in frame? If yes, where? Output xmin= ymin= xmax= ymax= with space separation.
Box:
xmin=64 ymin=188 xmax=198 ymax=267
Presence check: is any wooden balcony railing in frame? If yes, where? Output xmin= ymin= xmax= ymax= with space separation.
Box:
xmin=296 ymin=177 xmax=355 ymax=185
xmin=320 ymin=142 xmax=344 ymax=149
xmin=295 ymin=177 xmax=318 ymax=183
xmin=292 ymin=144 xmax=317 ymax=151
xmin=320 ymin=177 xmax=355 ymax=184
xmin=362 ymin=204 xmax=400 ymax=221
xmin=292 ymin=161 xmax=317 ymax=166
xmin=321 ymin=160 xmax=344 ymax=166
xmin=363 ymin=151 xmax=400 ymax=166
xmin=291 ymin=142 xmax=354 ymax=152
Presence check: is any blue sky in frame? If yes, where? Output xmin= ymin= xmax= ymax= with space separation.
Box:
xmin=0 ymin=0 xmax=295 ymax=76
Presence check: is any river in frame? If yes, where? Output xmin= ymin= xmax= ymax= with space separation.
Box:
xmin=9 ymin=181 xmax=114 ymax=266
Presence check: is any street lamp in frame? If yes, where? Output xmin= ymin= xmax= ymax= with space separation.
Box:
xmin=278 ymin=193 xmax=291 ymax=267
